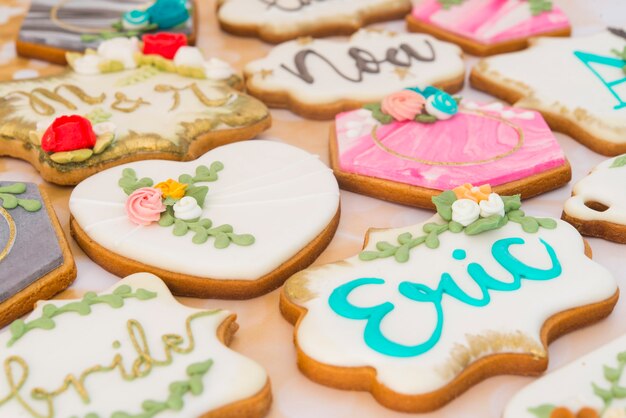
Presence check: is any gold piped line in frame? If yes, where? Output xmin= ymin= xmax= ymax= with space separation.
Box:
xmin=370 ymin=109 xmax=525 ymax=166
xmin=0 ymin=208 xmax=16 ymax=263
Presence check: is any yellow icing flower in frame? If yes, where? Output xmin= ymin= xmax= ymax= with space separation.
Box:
xmin=154 ymin=179 xmax=187 ymax=199
xmin=452 ymin=183 xmax=492 ymax=203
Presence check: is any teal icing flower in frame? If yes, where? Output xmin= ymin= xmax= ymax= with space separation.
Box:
xmin=407 ymin=86 xmax=459 ymax=120
xmin=122 ymin=9 xmax=150 ymax=30
xmin=147 ymin=0 xmax=190 ymax=29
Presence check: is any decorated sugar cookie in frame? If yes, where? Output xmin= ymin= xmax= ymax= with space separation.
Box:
xmin=280 ymin=186 xmax=617 ymax=412
xmin=217 ymin=0 xmax=412 ymax=43
xmin=0 ymin=181 xmax=76 ymax=327
xmin=244 ymin=29 xmax=465 ymax=119
xmin=471 ymin=28 xmax=626 ymax=155
xmin=70 ymin=140 xmax=340 ymax=299
xmin=0 ymin=37 xmax=270 ymax=186
xmin=562 ymin=154 xmax=626 ymax=243
xmin=0 ymin=272 xmax=272 ymax=417
xmin=331 ymin=87 xmax=571 ymax=208
xmin=16 ymin=0 xmax=197 ymax=64
xmin=504 ymin=334 xmax=626 ymax=418
xmin=407 ymin=0 xmax=570 ymax=56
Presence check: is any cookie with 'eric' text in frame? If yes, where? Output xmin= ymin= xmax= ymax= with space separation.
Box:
xmin=0 ymin=181 xmax=76 ymax=328
xmin=70 ymin=140 xmax=340 ymax=299
xmin=281 ymin=187 xmax=617 ymax=412
xmin=0 ymin=37 xmax=270 ymax=186
xmin=471 ymin=28 xmax=626 ymax=155
xmin=0 ymin=273 xmax=271 ymax=417
xmin=217 ymin=0 xmax=412 ymax=43
xmin=244 ymin=29 xmax=465 ymax=119
xmin=407 ymin=0 xmax=570 ymax=56
xmin=562 ymin=154 xmax=626 ymax=244
xmin=331 ymin=87 xmax=571 ymax=208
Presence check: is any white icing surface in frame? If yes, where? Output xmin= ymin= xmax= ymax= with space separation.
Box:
xmin=245 ymin=29 xmax=465 ymax=105
xmin=70 ymin=140 xmax=340 ymax=280
xmin=0 ymin=273 xmax=268 ymax=416
xmin=503 ymin=333 xmax=626 ymax=417
xmin=476 ymin=30 xmax=626 ymax=144
xmin=218 ymin=0 xmax=410 ymax=35
xmin=291 ymin=217 xmax=616 ymax=395
xmin=564 ymin=154 xmax=626 ymax=224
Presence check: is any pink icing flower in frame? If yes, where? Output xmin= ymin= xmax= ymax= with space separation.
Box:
xmin=381 ymin=90 xmax=426 ymax=121
xmin=125 ymin=187 xmax=166 ymax=226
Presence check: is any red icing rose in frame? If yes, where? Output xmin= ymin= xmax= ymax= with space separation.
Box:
xmin=125 ymin=187 xmax=166 ymax=226
xmin=41 ymin=115 xmax=97 ymax=153
xmin=142 ymin=33 xmax=187 ymax=59
xmin=381 ymin=90 xmax=426 ymax=122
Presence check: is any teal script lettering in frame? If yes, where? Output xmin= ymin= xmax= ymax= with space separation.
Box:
xmin=328 ymin=237 xmax=562 ymax=358
xmin=574 ymin=50 xmax=626 ymax=110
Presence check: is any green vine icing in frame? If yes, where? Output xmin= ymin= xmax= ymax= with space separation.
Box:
xmin=7 ymin=285 xmax=157 ymax=347
xmin=437 ymin=0 xmax=552 ymax=15
xmin=103 ymin=359 xmax=213 ymax=418
xmin=528 ymin=350 xmax=626 ymax=417
xmin=85 ymin=108 xmax=113 ymax=124
xmin=0 ymin=183 xmax=42 ymax=212
xmin=610 ymin=154 xmax=626 ymax=168
xmin=360 ymin=190 xmax=557 ymax=263
xmin=119 ymin=164 xmax=255 ymax=248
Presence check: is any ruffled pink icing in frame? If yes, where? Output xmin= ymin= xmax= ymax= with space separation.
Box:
xmin=381 ymin=90 xmax=426 ymax=121
xmin=125 ymin=187 xmax=166 ymax=226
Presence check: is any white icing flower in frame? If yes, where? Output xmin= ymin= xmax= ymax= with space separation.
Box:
xmin=173 ymin=46 xmax=205 ymax=68
xmin=479 ymin=193 xmax=505 ymax=218
xmin=204 ymin=58 xmax=235 ymax=80
xmin=92 ymin=122 xmax=117 ymax=136
xmin=603 ymin=407 xmax=626 ymax=418
xmin=451 ymin=199 xmax=480 ymax=226
xmin=97 ymin=37 xmax=140 ymax=69
xmin=173 ymin=196 xmax=203 ymax=220
xmin=72 ymin=54 xmax=103 ymax=75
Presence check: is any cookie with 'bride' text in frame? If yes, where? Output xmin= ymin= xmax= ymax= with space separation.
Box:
xmin=280 ymin=186 xmax=618 ymax=412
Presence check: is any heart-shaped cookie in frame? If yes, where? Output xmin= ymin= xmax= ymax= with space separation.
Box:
xmin=70 ymin=140 xmax=340 ymax=298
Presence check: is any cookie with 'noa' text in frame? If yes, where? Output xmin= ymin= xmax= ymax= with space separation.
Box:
xmin=0 ymin=36 xmax=270 ymax=186
xmin=281 ymin=186 xmax=617 ymax=412
xmin=244 ymin=28 xmax=465 ymax=119
xmin=0 ymin=272 xmax=272 ymax=417
xmin=471 ymin=28 xmax=626 ymax=156
xmin=70 ymin=140 xmax=340 ymax=299
xmin=217 ymin=0 xmax=412 ymax=43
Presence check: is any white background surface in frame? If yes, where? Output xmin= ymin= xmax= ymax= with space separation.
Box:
xmin=0 ymin=0 xmax=625 ymax=417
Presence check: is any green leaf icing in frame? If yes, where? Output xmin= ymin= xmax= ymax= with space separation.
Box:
xmin=0 ymin=183 xmax=42 ymax=212
xmin=610 ymin=154 xmax=626 ymax=168
xmin=363 ymin=103 xmax=393 ymax=124
xmin=7 ymin=285 xmax=157 ymax=347
xmin=527 ymin=404 xmax=556 ymax=418
xmin=118 ymin=164 xmax=255 ymax=248
xmin=360 ymin=191 xmax=557 ymax=263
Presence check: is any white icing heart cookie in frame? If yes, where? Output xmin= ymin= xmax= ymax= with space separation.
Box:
xmin=0 ymin=272 xmax=271 ymax=417
xmin=280 ymin=187 xmax=617 ymax=412
xmin=69 ymin=140 xmax=340 ymax=298
xmin=471 ymin=28 xmax=626 ymax=155
xmin=504 ymin=334 xmax=626 ymax=418
xmin=244 ymin=29 xmax=465 ymax=119
xmin=0 ymin=39 xmax=270 ymax=186
xmin=217 ymin=0 xmax=412 ymax=43
xmin=562 ymin=154 xmax=626 ymax=243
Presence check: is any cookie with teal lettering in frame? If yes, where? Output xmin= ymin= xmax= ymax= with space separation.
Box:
xmin=562 ymin=154 xmax=626 ymax=244
xmin=0 ymin=272 xmax=272 ymax=417
xmin=0 ymin=37 xmax=270 ymax=186
xmin=69 ymin=140 xmax=341 ymax=299
xmin=503 ymin=333 xmax=626 ymax=418
xmin=16 ymin=0 xmax=197 ymax=64
xmin=0 ymin=181 xmax=76 ymax=328
xmin=280 ymin=185 xmax=618 ymax=412
xmin=471 ymin=28 xmax=626 ymax=156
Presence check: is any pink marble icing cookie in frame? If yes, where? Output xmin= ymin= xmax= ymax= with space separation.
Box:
xmin=407 ymin=0 xmax=571 ymax=56
xmin=330 ymin=87 xmax=571 ymax=209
